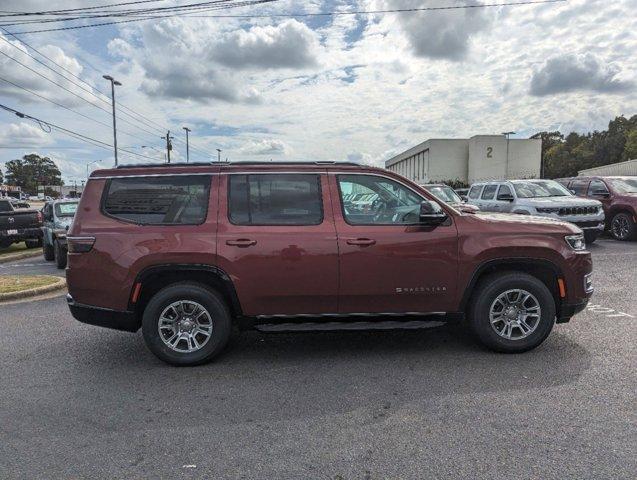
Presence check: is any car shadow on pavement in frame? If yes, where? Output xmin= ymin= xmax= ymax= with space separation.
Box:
xmin=46 ymin=321 xmax=593 ymax=427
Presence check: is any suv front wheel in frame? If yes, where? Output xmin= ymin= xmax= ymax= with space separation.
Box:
xmin=469 ymin=272 xmax=556 ymax=353
xmin=142 ymin=282 xmax=232 ymax=366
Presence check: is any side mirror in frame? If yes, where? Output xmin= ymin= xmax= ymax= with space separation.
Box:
xmin=497 ymin=193 xmax=514 ymax=202
xmin=569 ymin=189 xmax=576 ymax=195
xmin=592 ymin=189 xmax=610 ymax=197
xmin=419 ymin=200 xmax=448 ymax=225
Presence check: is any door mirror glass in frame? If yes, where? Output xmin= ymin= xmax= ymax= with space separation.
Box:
xmin=419 ymin=200 xmax=448 ymax=225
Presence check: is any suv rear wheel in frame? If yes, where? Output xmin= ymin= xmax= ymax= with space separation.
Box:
xmin=142 ymin=282 xmax=232 ymax=366
xmin=610 ymin=212 xmax=636 ymax=241
xmin=469 ymin=272 xmax=556 ymax=353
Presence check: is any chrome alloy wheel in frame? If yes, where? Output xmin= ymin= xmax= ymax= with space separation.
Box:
xmin=612 ymin=215 xmax=630 ymax=240
xmin=489 ymin=289 xmax=541 ymax=340
xmin=158 ymin=300 xmax=213 ymax=353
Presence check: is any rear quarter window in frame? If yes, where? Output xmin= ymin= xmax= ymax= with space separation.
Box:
xmin=102 ymin=175 xmax=211 ymax=225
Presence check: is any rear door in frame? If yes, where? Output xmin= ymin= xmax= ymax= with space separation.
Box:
xmin=217 ymin=170 xmax=339 ymax=316
xmin=479 ymin=184 xmax=498 ymax=211
xmin=331 ymin=172 xmax=458 ymax=314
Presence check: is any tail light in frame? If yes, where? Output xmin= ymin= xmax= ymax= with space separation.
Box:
xmin=67 ymin=236 xmax=95 ymax=253
xmin=37 ymin=211 xmax=43 ymax=223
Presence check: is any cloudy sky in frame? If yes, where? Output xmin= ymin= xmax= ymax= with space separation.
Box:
xmin=0 ymin=0 xmax=635 ymax=183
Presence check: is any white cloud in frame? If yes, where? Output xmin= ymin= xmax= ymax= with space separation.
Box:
xmin=238 ymin=139 xmax=292 ymax=156
xmin=530 ymin=53 xmax=633 ymax=96
xmin=0 ymin=122 xmax=52 ymax=146
xmin=212 ymin=20 xmax=320 ymax=69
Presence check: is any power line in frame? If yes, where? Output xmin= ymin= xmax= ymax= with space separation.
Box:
xmin=0 ymin=0 xmax=166 ymax=17
xmin=0 ymin=27 xmax=215 ymax=158
xmin=2 ymin=1 xmax=567 ymax=34
xmin=0 ymin=103 xmax=159 ymax=163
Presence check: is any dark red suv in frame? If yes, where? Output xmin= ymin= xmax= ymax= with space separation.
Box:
xmin=558 ymin=176 xmax=637 ymax=241
xmin=67 ymin=162 xmax=593 ymax=365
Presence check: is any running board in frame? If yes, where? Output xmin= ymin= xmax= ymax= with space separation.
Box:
xmin=255 ymin=319 xmax=447 ymax=333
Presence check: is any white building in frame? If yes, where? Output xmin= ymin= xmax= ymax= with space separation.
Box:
xmin=385 ymin=135 xmax=542 ymax=185
xmin=578 ymin=159 xmax=637 ymax=176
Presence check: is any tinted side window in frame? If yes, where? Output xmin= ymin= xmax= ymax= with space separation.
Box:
xmin=468 ymin=185 xmax=482 ymax=200
xmin=497 ymin=184 xmax=512 ymax=199
xmin=570 ymin=179 xmax=589 ymax=195
xmin=481 ymin=185 xmax=498 ymax=200
xmin=103 ymin=175 xmax=211 ymax=225
xmin=588 ymin=179 xmax=609 ymax=196
xmin=229 ymin=174 xmax=323 ymax=225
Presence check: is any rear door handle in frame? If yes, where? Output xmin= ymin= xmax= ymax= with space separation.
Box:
xmin=346 ymin=238 xmax=376 ymax=246
xmin=226 ymin=239 xmax=257 ymax=247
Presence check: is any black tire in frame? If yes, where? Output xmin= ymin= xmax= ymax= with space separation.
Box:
xmin=468 ymin=272 xmax=556 ymax=353
xmin=43 ymin=241 xmax=55 ymax=261
xmin=142 ymin=282 xmax=232 ymax=366
xmin=583 ymin=230 xmax=599 ymax=244
xmin=610 ymin=212 xmax=636 ymax=241
xmin=0 ymin=239 xmax=12 ymax=250
xmin=54 ymin=240 xmax=67 ymax=269
xmin=25 ymin=238 xmax=41 ymax=249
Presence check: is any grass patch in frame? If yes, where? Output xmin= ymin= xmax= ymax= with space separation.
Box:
xmin=0 ymin=275 xmax=58 ymax=294
xmin=0 ymin=242 xmax=29 ymax=257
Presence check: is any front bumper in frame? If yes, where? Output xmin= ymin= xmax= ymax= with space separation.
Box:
xmin=67 ymin=294 xmax=139 ymax=332
xmin=557 ymin=298 xmax=589 ymax=323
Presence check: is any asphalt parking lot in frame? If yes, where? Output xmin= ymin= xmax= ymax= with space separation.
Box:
xmin=0 ymin=238 xmax=635 ymax=479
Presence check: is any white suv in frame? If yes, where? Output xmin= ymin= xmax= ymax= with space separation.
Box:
xmin=468 ymin=179 xmax=605 ymax=243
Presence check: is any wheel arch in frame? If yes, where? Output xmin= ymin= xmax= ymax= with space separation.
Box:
xmin=460 ymin=258 xmax=564 ymax=314
xmin=131 ymin=264 xmax=242 ymax=320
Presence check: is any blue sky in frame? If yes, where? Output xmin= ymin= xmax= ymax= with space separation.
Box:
xmin=0 ymin=0 xmax=635 ymax=184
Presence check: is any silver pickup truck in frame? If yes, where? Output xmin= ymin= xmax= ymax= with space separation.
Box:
xmin=467 ymin=179 xmax=605 ymax=243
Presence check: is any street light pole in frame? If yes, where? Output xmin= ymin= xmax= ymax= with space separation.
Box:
xmin=103 ymin=75 xmax=122 ymax=166
xmin=216 ymin=148 xmax=222 ymax=162
xmin=183 ymin=127 xmax=191 ymax=163
xmin=502 ymin=131 xmax=516 ymax=179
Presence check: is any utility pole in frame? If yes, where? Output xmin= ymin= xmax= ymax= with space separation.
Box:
xmin=216 ymin=148 xmax=222 ymax=162
xmin=162 ymin=131 xmax=174 ymax=163
xmin=102 ymin=75 xmax=121 ymax=166
xmin=502 ymin=131 xmax=515 ymax=179
xmin=182 ymin=127 xmax=191 ymax=163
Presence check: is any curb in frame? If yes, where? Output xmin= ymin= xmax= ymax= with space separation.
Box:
xmin=0 ymin=250 xmax=43 ymax=264
xmin=0 ymin=276 xmax=67 ymax=302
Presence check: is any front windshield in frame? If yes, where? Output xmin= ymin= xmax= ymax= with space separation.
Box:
xmin=513 ymin=180 xmax=572 ymax=198
xmin=609 ymin=178 xmax=637 ymax=193
xmin=55 ymin=203 xmax=78 ymax=217
xmin=426 ymin=185 xmax=462 ymax=203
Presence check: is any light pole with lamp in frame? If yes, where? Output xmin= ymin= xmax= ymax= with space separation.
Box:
xmin=216 ymin=148 xmax=222 ymax=162
xmin=182 ymin=127 xmax=191 ymax=163
xmin=502 ymin=131 xmax=516 ymax=179
xmin=103 ymin=75 xmax=122 ymax=166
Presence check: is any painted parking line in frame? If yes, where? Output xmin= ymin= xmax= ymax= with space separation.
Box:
xmin=586 ymin=304 xmax=634 ymax=319
xmin=0 ymin=262 xmax=49 ymax=268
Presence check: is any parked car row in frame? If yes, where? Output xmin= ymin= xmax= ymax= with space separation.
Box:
xmin=422 ymin=175 xmax=635 ymax=243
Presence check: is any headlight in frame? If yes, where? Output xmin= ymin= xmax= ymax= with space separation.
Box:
xmin=565 ymin=234 xmax=586 ymax=251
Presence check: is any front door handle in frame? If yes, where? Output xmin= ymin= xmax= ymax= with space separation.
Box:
xmin=346 ymin=238 xmax=376 ymax=247
xmin=226 ymin=239 xmax=257 ymax=247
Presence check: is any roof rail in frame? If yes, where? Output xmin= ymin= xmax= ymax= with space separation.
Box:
xmin=114 ymin=160 xmax=363 ymax=169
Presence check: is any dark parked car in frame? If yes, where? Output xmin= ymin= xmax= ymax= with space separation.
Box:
xmin=42 ymin=199 xmax=79 ymax=269
xmin=558 ymin=176 xmax=637 ymax=241
xmin=0 ymin=198 xmax=43 ymax=249
xmin=66 ymin=162 xmax=593 ymax=365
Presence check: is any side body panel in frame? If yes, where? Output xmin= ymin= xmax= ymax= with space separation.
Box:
xmin=215 ymin=170 xmax=339 ymax=316
xmin=329 ymin=171 xmax=460 ymax=314
xmin=67 ymin=170 xmax=220 ymax=311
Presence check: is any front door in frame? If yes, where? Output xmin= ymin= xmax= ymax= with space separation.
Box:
xmin=217 ymin=171 xmax=339 ymax=316
xmin=331 ymin=173 xmax=459 ymax=314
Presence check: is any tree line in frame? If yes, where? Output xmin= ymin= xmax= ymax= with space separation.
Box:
xmin=0 ymin=154 xmax=63 ymax=194
xmin=532 ymin=114 xmax=637 ymax=179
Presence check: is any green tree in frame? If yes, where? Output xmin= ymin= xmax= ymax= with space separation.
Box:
xmin=623 ymin=129 xmax=637 ymax=161
xmin=4 ymin=154 xmax=63 ymax=194
xmin=0 ymin=165 xmax=4 ymax=185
